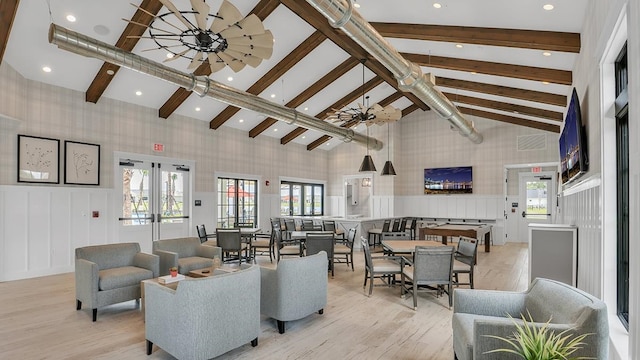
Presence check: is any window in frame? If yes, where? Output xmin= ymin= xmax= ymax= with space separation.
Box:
xmin=217 ymin=178 xmax=257 ymax=228
xmin=280 ymin=181 xmax=324 ymax=216
xmin=614 ymin=43 xmax=629 ymax=329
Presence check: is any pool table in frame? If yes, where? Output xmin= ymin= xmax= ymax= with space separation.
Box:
xmin=418 ymin=223 xmax=492 ymax=252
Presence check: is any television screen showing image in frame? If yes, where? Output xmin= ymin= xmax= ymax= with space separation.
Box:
xmin=424 ymin=166 xmax=472 ymax=194
xmin=559 ymin=88 xmax=588 ymax=184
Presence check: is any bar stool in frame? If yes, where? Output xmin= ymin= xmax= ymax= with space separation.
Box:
xmin=368 ymin=219 xmax=391 ymax=247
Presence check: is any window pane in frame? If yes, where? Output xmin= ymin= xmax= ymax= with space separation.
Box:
xmin=280 ymin=181 xmax=324 ymax=216
xmin=525 ymin=181 xmax=548 ymax=220
xmin=292 ymin=185 xmax=302 ymax=216
xmin=313 ymin=185 xmax=323 ymax=215
xmin=304 ymin=185 xmax=313 ymax=215
xmin=122 ymin=168 xmax=150 ymax=225
xmin=280 ymin=184 xmax=290 ymax=216
xmin=160 ymin=170 xmax=184 ymax=223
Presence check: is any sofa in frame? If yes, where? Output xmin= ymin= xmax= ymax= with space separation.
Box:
xmin=452 ymin=277 xmax=609 ymax=360
xmin=260 ymin=251 xmax=328 ymax=334
xmin=152 ymin=237 xmax=222 ymax=276
xmin=145 ymin=264 xmax=261 ymax=359
xmin=75 ymin=242 xmax=159 ymax=321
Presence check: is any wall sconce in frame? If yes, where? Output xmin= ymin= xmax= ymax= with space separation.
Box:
xmin=361 ymin=177 xmax=372 ymax=187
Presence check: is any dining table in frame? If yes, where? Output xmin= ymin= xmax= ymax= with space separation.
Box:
xmin=381 ymin=240 xmax=449 ymax=255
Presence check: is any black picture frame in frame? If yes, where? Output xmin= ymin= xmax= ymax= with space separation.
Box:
xmin=17 ymin=134 xmax=60 ymax=184
xmin=64 ymin=140 xmax=100 ymax=185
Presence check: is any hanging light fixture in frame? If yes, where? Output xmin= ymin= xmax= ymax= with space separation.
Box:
xmin=358 ymin=59 xmax=376 ymax=172
xmin=381 ymin=123 xmax=396 ymax=175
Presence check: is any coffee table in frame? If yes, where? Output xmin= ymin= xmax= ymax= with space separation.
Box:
xmin=189 ymin=264 xmax=241 ymax=278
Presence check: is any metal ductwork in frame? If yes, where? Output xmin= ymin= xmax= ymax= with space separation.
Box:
xmin=304 ymin=0 xmax=483 ymax=144
xmin=47 ymin=24 xmax=383 ymax=150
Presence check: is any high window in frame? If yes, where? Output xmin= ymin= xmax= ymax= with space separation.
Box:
xmin=217 ymin=178 xmax=257 ymax=228
xmin=614 ymin=42 xmax=629 ymax=329
xmin=280 ymin=181 xmax=324 ymax=216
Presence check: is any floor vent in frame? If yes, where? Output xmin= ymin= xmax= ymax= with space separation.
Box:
xmin=517 ymin=134 xmax=546 ymax=151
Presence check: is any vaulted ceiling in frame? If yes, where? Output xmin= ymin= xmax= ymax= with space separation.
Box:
xmin=0 ymin=0 xmax=585 ymax=150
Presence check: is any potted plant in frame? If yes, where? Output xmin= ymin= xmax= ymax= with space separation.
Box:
xmin=484 ymin=311 xmax=593 ymax=360
xmin=169 ymin=267 xmax=178 ymax=277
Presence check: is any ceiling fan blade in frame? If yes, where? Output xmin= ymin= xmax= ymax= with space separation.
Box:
xmin=218 ymin=51 xmax=246 ymax=72
xmin=227 ymin=30 xmax=273 ymax=47
xmin=207 ymin=53 xmax=227 ymax=73
xmin=187 ymin=51 xmax=204 ymax=70
xmin=158 ymin=0 xmax=195 ymax=30
xmin=162 ymin=48 xmax=191 ymax=63
xmin=189 ymin=0 xmax=210 ymax=30
xmin=220 ymin=14 xmax=265 ymax=38
xmin=210 ymin=0 xmax=243 ymax=33
xmin=224 ymin=49 xmax=262 ymax=67
xmin=225 ymin=43 xmax=272 ymax=59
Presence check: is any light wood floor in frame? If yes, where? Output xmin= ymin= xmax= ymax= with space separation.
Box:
xmin=0 ymin=242 xmax=529 ymax=360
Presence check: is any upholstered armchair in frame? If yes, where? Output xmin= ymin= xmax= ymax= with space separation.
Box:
xmin=452 ymin=278 xmax=609 ymax=360
xmin=145 ymin=265 xmax=261 ymax=359
xmin=260 ymin=251 xmax=328 ymax=334
xmin=152 ymin=237 xmax=221 ymax=275
xmin=75 ymin=242 xmax=159 ymax=321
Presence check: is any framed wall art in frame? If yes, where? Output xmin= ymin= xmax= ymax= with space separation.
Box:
xmin=64 ymin=140 xmax=100 ymax=185
xmin=17 ymin=134 xmax=60 ymax=184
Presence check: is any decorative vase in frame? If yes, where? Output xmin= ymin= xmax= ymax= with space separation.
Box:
xmin=170 ymin=269 xmax=178 ymax=277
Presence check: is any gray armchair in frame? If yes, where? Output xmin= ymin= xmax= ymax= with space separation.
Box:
xmin=260 ymin=251 xmax=328 ymax=334
xmin=145 ymin=265 xmax=261 ymax=359
xmin=75 ymin=242 xmax=159 ymax=321
xmin=152 ymin=237 xmax=221 ymax=276
xmin=452 ymin=277 xmax=609 ymax=360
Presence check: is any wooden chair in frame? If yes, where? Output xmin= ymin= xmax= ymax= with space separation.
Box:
xmin=216 ymin=228 xmax=248 ymax=264
xmin=305 ymin=232 xmax=335 ymax=277
xmin=401 ymin=245 xmax=455 ymax=309
xmin=196 ymin=224 xmax=216 ymax=245
xmin=361 ymin=237 xmax=404 ymax=296
xmin=453 ymin=237 xmax=479 ymax=288
xmin=368 ymin=219 xmax=391 ymax=247
xmin=334 ymin=227 xmax=356 ymax=271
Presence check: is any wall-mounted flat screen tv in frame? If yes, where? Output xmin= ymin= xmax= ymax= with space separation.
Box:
xmin=424 ymin=166 xmax=473 ymax=194
xmin=559 ymin=88 xmax=588 ymax=184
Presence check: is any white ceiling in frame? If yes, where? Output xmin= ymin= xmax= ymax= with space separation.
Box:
xmin=3 ymin=0 xmax=587 ymax=150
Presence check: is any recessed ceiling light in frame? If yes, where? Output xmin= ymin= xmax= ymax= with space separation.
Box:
xmin=106 ymin=69 xmax=115 ymax=75
xmin=542 ymin=81 xmax=550 ymax=85
xmin=166 ymin=53 xmax=174 ymax=59
xmin=326 ymin=142 xmax=331 ymax=146
xmin=135 ymin=90 xmax=142 ymax=96
xmin=542 ymin=51 xmax=551 ymax=57
xmin=227 ymin=76 xmax=233 ymax=81
xmin=270 ymin=94 xmax=276 ymax=98
xmin=93 ymin=25 xmax=110 ymax=36
xmin=470 ymin=71 xmax=477 ymax=75
xmin=195 ymin=107 xmax=201 ymax=112
xmin=304 ymin=107 xmax=309 ymax=111
xmin=456 ymin=44 xmax=463 ymax=48
xmin=273 ymin=128 xmax=278 ymax=132
xmin=543 ymin=4 xmax=554 ymax=10
xmin=239 ymin=119 xmax=244 ymax=123
xmin=433 ymin=3 xmax=442 ymax=9
xmin=66 ymin=14 xmax=76 ymax=23
xmin=42 ymin=66 xmax=52 ymax=73
xmin=302 ymin=136 xmax=306 ymax=139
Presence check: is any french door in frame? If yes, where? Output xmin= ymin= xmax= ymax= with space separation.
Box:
xmin=117 ymin=155 xmax=191 ymax=251
xmin=518 ymin=172 xmax=556 ymax=242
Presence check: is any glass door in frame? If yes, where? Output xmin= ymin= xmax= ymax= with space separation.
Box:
xmin=518 ymin=172 xmax=555 ymax=242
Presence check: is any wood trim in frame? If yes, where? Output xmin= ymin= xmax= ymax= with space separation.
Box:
xmin=435 ymin=77 xmax=566 ymax=107
xmin=249 ymin=57 xmax=360 ymax=138
xmin=402 ymin=104 xmax=420 ymax=117
xmin=442 ymin=92 xmax=563 ymax=122
xmin=280 ymin=127 xmax=307 ymax=145
xmin=372 ymin=23 xmax=581 ymax=53
xmin=85 ymin=0 xmax=163 ymax=103
xmin=209 ymin=31 xmax=327 ymax=129
xmin=157 ymin=0 xmax=280 ymax=118
xmin=0 ymin=0 xmax=19 ymax=66
xmin=459 ymin=107 xmax=560 ymax=133
xmin=403 ymin=53 xmax=572 ymax=85
xmin=307 ymin=135 xmax=332 ymax=151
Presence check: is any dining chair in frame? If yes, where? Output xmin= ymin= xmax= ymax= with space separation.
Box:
xmin=322 ymin=220 xmax=345 ymax=241
xmin=391 ymin=218 xmax=402 ymax=232
xmin=334 ymin=227 xmax=356 ymax=271
xmin=401 ymin=245 xmax=455 ymax=309
xmin=196 ymin=224 xmax=216 ymax=245
xmin=301 ymin=219 xmax=319 ymax=231
xmin=252 ymin=221 xmax=277 ymax=263
xmin=407 ymin=218 xmax=418 ymax=240
xmin=368 ymin=219 xmax=391 ymax=247
xmin=453 ymin=237 xmax=479 ymax=288
xmin=216 ymin=228 xmax=248 ymax=264
xmin=361 ymin=237 xmax=404 ymax=296
xmin=284 ymin=219 xmax=297 ymax=240
xmin=305 ymin=232 xmax=335 ymax=277
xmin=276 ymin=226 xmax=301 ymax=262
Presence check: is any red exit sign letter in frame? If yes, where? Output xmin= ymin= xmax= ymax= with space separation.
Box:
xmin=531 ymin=166 xmax=541 ymax=173
xmin=153 ymin=143 xmax=164 ymax=152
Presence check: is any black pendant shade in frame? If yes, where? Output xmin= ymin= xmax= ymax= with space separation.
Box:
xmin=381 ymin=160 xmax=396 ymax=176
xmin=359 ymin=155 xmax=377 ymax=172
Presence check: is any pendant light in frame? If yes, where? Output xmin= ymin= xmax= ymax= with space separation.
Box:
xmin=358 ymin=59 xmax=376 ymax=172
xmin=381 ymin=122 xmax=396 ymax=175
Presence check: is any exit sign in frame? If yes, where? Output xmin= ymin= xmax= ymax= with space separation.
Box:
xmin=531 ymin=166 xmax=541 ymax=173
xmin=153 ymin=143 xmax=164 ymax=152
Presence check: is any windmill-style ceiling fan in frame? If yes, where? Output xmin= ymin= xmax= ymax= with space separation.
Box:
xmin=128 ymin=0 xmax=274 ymax=73
xmin=326 ymin=60 xmax=402 ymax=127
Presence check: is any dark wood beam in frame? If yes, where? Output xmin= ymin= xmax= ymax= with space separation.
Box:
xmin=0 ymin=0 xmax=19 ymax=66
xmin=459 ymin=107 xmax=560 ymax=133
xmin=280 ymin=76 xmax=383 ymax=145
xmin=249 ymin=57 xmax=360 ymax=138
xmin=402 ymin=104 xmax=420 ymax=117
xmin=372 ymin=23 xmax=581 ymax=53
xmin=209 ymin=30 xmax=326 ymax=129
xmin=442 ymin=92 xmax=563 ymax=122
xmin=307 ymin=135 xmax=332 ymax=151
xmin=403 ymin=53 xmax=572 ymax=85
xmin=85 ymin=0 xmax=163 ymax=103
xmin=158 ymin=0 xmax=280 ymax=118
xmin=435 ymin=77 xmax=567 ymax=107
xmin=280 ymin=0 xmax=429 ymax=111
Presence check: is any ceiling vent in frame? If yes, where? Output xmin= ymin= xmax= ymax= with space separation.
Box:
xmin=517 ymin=134 xmax=547 ymax=151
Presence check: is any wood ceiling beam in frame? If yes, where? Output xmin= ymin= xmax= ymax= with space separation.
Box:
xmin=280 ymin=76 xmax=383 ymax=145
xmin=158 ymin=0 xmax=280 ymax=118
xmin=459 ymin=107 xmax=560 ymax=133
xmin=249 ymin=57 xmax=360 ymax=138
xmin=403 ymin=53 xmax=572 ymax=85
xmin=85 ymin=0 xmax=163 ymax=104
xmin=306 ymin=91 xmax=405 ymax=149
xmin=372 ymin=23 xmax=581 ymax=53
xmin=402 ymin=104 xmax=420 ymax=117
xmin=442 ymin=92 xmax=563 ymax=122
xmin=435 ymin=77 xmax=567 ymax=107
xmin=209 ymin=30 xmax=326 ymax=129
xmin=0 ymin=0 xmax=19 ymax=66
xmin=280 ymin=0 xmax=429 ymax=111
